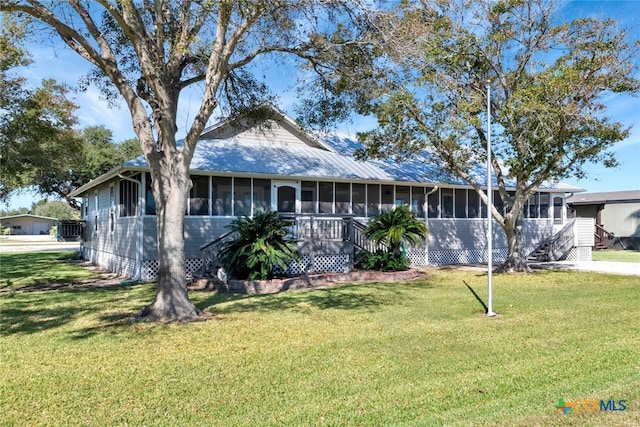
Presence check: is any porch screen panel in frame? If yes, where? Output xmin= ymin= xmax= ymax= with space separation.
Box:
xmin=381 ymin=185 xmax=394 ymax=212
xmin=335 ymin=183 xmax=350 ymax=214
xmin=395 ymin=186 xmax=410 ymax=207
xmin=367 ymin=184 xmax=380 ymax=217
xmin=553 ymin=197 xmax=563 ymax=224
xmin=301 ymin=181 xmax=317 ymax=213
xmin=145 ymin=173 xmax=156 ymax=215
xmin=427 ymin=188 xmax=438 ymax=218
xmin=319 ymin=182 xmax=333 ymax=214
xmin=352 ymin=184 xmax=366 ymax=217
xmin=441 ymin=188 xmax=454 ymax=218
xmin=528 ymin=193 xmax=539 ymax=218
xmin=467 ymin=190 xmax=480 ymax=218
xmin=455 ymin=189 xmax=467 ymax=218
xmin=493 ymin=190 xmax=504 ymax=216
xmin=212 ymin=177 xmax=232 ymax=216
xmin=411 ymin=186 xmax=425 ymax=217
xmin=189 ymin=176 xmax=210 ymax=215
xmin=119 ymin=175 xmax=139 ymax=217
xmin=539 ymin=193 xmax=550 ymax=218
xmin=253 ymin=179 xmax=271 ymax=213
xmin=234 ymin=178 xmax=252 ymax=216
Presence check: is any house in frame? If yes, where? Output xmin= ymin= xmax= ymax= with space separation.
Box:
xmin=567 ymin=190 xmax=640 ymax=250
xmin=0 ymin=214 xmax=56 ymax=235
xmin=69 ymin=107 xmax=588 ymax=281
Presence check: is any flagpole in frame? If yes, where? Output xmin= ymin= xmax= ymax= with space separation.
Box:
xmin=486 ymin=81 xmax=496 ymax=317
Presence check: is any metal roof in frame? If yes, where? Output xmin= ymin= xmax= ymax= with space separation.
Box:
xmin=567 ymin=190 xmax=640 ymax=205
xmin=71 ymin=113 xmax=583 ymax=196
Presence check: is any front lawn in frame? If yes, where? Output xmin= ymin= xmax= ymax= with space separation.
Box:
xmin=592 ymin=249 xmax=640 ymax=263
xmin=1 ymin=253 xmax=638 ymax=426
xmin=0 ymin=251 xmax=92 ymax=288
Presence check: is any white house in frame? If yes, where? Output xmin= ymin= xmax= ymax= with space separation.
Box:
xmin=69 ymin=108 xmax=586 ymax=280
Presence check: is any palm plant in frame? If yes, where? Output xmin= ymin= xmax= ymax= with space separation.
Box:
xmin=365 ymin=205 xmax=428 ymax=257
xmin=218 ymin=210 xmax=299 ymax=281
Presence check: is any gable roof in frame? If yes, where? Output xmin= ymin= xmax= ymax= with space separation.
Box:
xmin=567 ymin=190 xmax=640 ymax=205
xmin=70 ymin=108 xmax=582 ymax=196
xmin=0 ymin=214 xmax=58 ymax=221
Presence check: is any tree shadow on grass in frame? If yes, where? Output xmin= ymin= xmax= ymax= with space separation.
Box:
xmin=0 ymin=283 xmax=150 ymax=337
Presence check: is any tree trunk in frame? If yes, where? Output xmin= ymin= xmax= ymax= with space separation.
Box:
xmin=498 ymin=209 xmax=531 ymax=273
xmin=135 ymin=168 xmax=210 ymax=322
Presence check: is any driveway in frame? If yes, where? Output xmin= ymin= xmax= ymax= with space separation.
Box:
xmin=0 ymin=235 xmax=80 ymax=253
xmin=529 ymin=260 xmax=640 ymax=276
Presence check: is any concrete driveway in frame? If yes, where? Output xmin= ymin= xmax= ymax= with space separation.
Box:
xmin=529 ymin=260 xmax=640 ymax=276
xmin=0 ymin=235 xmax=80 ymax=253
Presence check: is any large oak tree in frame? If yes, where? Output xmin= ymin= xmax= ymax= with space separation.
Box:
xmin=317 ymin=0 xmax=639 ymax=272
xmin=1 ymin=0 xmax=360 ymax=321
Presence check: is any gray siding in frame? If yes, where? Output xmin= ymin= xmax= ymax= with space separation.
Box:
xmin=143 ymin=216 xmax=234 ymax=260
xmin=427 ymin=218 xmax=553 ymax=251
xmin=601 ymin=202 xmax=640 ymax=238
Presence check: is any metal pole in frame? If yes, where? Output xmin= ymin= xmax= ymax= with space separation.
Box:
xmin=486 ymin=82 xmax=496 ymax=317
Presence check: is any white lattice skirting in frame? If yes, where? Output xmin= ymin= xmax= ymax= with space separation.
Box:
xmin=85 ymin=244 xmax=580 ymax=281
xmin=562 ymin=246 xmax=592 ymax=261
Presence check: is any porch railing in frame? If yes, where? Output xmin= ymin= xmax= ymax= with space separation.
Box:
xmin=594 ymin=224 xmax=615 ymax=249
xmin=352 ymin=220 xmax=388 ymax=253
xmin=528 ymin=219 xmax=575 ymax=262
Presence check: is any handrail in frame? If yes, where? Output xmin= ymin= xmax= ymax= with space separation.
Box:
xmin=594 ymin=224 xmax=615 ymax=248
xmin=352 ymin=220 xmax=388 ymax=253
xmin=528 ymin=219 xmax=575 ymax=262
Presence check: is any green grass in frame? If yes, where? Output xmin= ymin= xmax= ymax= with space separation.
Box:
xmin=1 ymin=254 xmax=639 ymax=426
xmin=0 ymin=251 xmax=92 ymax=288
xmin=592 ymin=249 xmax=640 ymax=263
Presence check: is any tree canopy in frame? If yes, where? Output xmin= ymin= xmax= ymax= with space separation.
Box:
xmin=316 ymin=0 xmax=640 ymax=271
xmin=1 ymin=15 xmax=83 ymax=201
xmin=0 ymin=0 xmax=364 ymax=321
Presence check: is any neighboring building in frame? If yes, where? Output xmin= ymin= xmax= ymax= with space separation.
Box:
xmin=0 ymin=214 xmax=56 ymax=235
xmin=568 ymin=190 xmax=640 ymax=250
xmin=69 ymin=107 xmax=587 ymax=281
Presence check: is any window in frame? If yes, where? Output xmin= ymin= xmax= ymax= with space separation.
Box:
xmin=145 ymin=173 xmax=156 ymax=215
xmin=234 ymin=178 xmax=252 ymax=216
xmin=352 ymin=184 xmax=366 ymax=217
xmin=335 ymin=183 xmax=350 ymax=214
xmin=395 ymin=186 xmax=410 ymax=207
xmin=319 ymin=182 xmax=333 ymax=214
xmin=381 ymin=185 xmax=394 ymax=212
xmin=539 ymin=193 xmax=550 ymax=218
xmin=94 ymin=191 xmax=99 ymax=231
xmin=528 ymin=193 xmax=539 ymax=218
xmin=427 ymin=188 xmax=439 ymax=218
xmin=468 ymin=190 xmax=480 ymax=218
xmin=301 ymin=181 xmax=317 ymax=214
xmin=455 ymin=189 xmax=467 ymax=218
xmin=253 ymin=179 xmax=271 ymax=213
xmin=109 ymin=185 xmax=116 ymax=232
xmin=367 ymin=184 xmax=380 ymax=217
xmin=492 ymin=190 xmax=504 ymax=217
xmin=212 ymin=177 xmax=232 ymax=216
xmin=119 ymin=175 xmax=139 ymax=217
xmin=188 ymin=176 xmax=210 ymax=216
xmin=441 ymin=188 xmax=454 ymax=218
xmin=411 ymin=186 xmax=425 ymax=217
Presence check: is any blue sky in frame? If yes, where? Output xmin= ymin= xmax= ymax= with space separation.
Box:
xmin=3 ymin=0 xmax=639 ymax=211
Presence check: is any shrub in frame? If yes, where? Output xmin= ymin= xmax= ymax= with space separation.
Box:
xmin=354 ymin=249 xmax=410 ymax=272
xmin=218 ymin=210 xmax=299 ymax=281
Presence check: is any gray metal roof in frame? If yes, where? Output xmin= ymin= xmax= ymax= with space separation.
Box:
xmin=567 ymin=190 xmax=640 ymax=205
xmin=71 ymin=111 xmax=582 ymax=196
xmin=122 ymin=133 xmax=581 ymax=191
